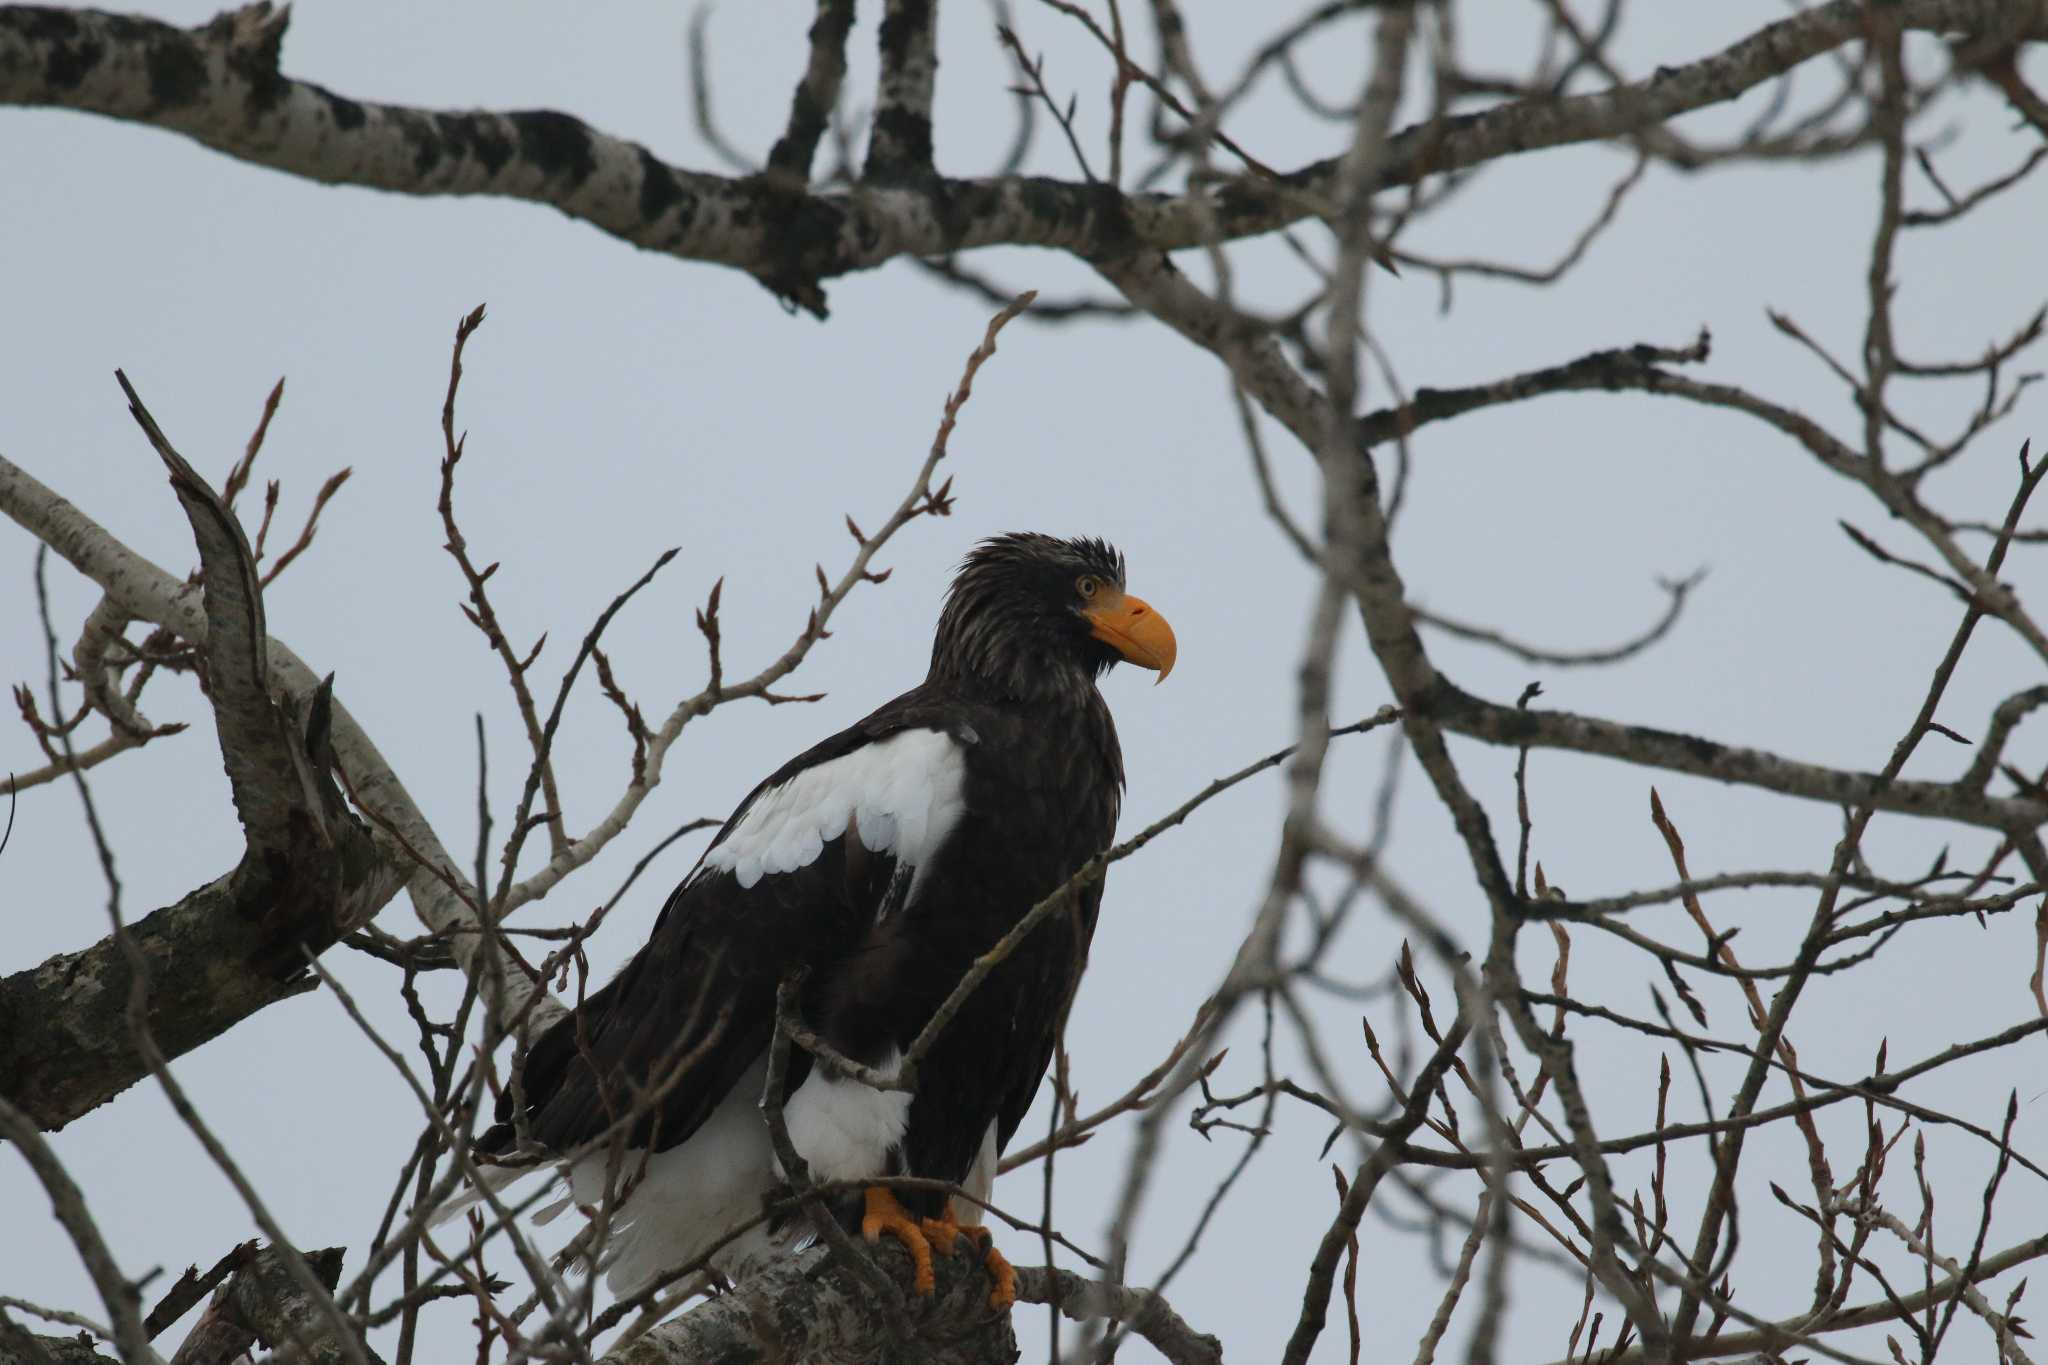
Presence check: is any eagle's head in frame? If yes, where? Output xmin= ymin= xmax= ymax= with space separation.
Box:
xmin=929 ymin=533 xmax=1176 ymax=701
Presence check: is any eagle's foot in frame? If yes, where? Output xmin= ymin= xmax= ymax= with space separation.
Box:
xmin=919 ymin=1212 xmax=1017 ymax=1311
xmin=862 ymin=1186 xmax=936 ymax=1296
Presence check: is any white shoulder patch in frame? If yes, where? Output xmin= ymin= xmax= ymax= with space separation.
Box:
xmin=705 ymin=728 xmax=968 ymax=892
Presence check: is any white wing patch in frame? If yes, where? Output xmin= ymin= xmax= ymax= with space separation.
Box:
xmin=706 ymin=728 xmax=968 ymax=894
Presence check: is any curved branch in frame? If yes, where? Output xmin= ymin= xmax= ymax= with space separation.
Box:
xmin=1415 ymin=570 xmax=1702 ymax=668
xmin=116 ymin=372 xmax=306 ymax=851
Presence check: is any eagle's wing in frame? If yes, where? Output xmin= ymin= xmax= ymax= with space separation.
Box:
xmin=989 ymin=876 xmax=1107 ymax=1156
xmin=493 ymin=695 xmax=971 ymax=1158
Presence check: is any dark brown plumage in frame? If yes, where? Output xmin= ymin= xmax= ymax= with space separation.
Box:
xmin=476 ymin=533 xmax=1174 ymax=1303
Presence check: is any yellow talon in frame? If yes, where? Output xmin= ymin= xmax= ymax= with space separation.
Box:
xmin=982 ymin=1242 xmax=1018 ymax=1312
xmin=919 ymin=1213 xmax=974 ymax=1255
xmin=862 ymin=1186 xmax=936 ymax=1296
xmin=920 ymin=1211 xmax=1016 ymax=1311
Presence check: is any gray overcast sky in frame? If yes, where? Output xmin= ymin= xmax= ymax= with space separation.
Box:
xmin=4 ymin=4 xmax=2044 ymax=1361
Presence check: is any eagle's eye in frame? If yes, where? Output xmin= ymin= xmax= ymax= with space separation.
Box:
xmin=1075 ymin=575 xmax=1100 ymax=600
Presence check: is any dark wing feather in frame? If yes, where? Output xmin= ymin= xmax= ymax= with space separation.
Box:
xmin=483 ymin=686 xmax=969 ymax=1156
xmin=989 ymin=880 xmax=1105 ymax=1154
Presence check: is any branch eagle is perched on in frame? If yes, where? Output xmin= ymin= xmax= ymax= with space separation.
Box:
xmin=468 ymin=533 xmax=1176 ymax=1307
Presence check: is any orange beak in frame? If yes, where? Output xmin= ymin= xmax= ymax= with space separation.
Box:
xmin=1085 ymin=590 xmax=1177 ymax=682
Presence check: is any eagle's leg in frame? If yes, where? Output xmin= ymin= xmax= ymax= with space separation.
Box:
xmin=861 ymin=1186 xmax=937 ymax=1295
xmin=919 ymin=1211 xmax=1018 ymax=1311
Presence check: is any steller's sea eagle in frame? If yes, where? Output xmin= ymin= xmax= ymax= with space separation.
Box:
xmin=472 ymin=532 xmax=1175 ymax=1309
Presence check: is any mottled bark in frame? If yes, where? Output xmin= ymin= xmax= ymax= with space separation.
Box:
xmin=611 ymin=1242 xmax=1019 ymax=1365
xmin=167 ymin=1246 xmax=356 ymax=1365
xmin=0 ymin=1328 xmax=121 ymax=1365
xmin=1427 ymin=678 xmax=2048 ymax=834
xmin=0 ymin=388 xmax=408 ymax=1130
xmin=3 ymin=2 xmax=2040 ymax=313
xmin=0 ymin=446 xmax=562 ymax=1057
xmin=603 ymin=1246 xmax=1223 ymax=1365
xmin=765 ymin=0 xmax=854 ymax=181
xmin=864 ymin=0 xmax=937 ymax=181
xmin=0 ymin=845 xmax=388 ymax=1129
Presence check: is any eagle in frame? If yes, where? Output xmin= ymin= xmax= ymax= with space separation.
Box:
xmin=473 ymin=533 xmax=1175 ymax=1309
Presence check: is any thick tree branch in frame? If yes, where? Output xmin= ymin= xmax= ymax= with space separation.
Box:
xmin=0 ymin=1330 xmax=119 ymax=1365
xmin=865 ymin=0 xmax=936 ymax=181
xmin=0 ymin=863 xmax=370 ymax=1129
xmin=606 ymin=1241 xmax=1015 ymax=1365
xmin=765 ymin=0 xmax=854 ymax=181
xmin=4 ymin=2 xmax=2041 ymax=311
xmin=169 ymin=1245 xmax=360 ymax=1365
xmin=602 ymin=1241 xmax=1221 ymax=1365
xmin=0 ymin=451 xmax=562 ymax=1044
xmin=116 ymin=373 xmax=340 ymax=850
xmin=1016 ymin=1266 xmax=1221 ymax=1365
xmin=0 ymin=384 xmax=409 ymax=1130
xmin=1426 ymin=680 xmax=2048 ymax=835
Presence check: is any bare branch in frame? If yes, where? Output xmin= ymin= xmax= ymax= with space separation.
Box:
xmin=766 ymin=0 xmax=855 ymax=180
xmin=0 ymin=1096 xmax=151 ymax=1365
xmin=864 ymin=0 xmax=938 ymax=182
